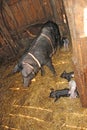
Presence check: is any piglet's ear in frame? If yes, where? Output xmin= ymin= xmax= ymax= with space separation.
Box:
xmin=63 ymin=70 xmax=66 ymax=73
xmin=21 ymin=64 xmax=33 ymax=77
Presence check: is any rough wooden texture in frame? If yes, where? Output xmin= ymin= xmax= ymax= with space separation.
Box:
xmin=1 ymin=0 xmax=68 ymax=34
xmin=0 ymin=13 xmax=18 ymax=57
xmin=0 ymin=0 xmax=69 ymax=62
xmin=4 ymin=0 xmax=53 ymax=31
xmin=63 ymin=0 xmax=87 ymax=107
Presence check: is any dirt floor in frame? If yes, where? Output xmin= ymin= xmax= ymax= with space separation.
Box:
xmin=0 ymin=47 xmax=87 ymax=130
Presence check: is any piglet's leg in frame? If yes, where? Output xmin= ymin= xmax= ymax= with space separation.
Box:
xmin=54 ymin=96 xmax=59 ymax=102
xmin=46 ymin=59 xmax=57 ymax=76
xmin=69 ymin=91 xmax=77 ymax=98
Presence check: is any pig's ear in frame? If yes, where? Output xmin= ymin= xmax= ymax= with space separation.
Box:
xmin=63 ymin=70 xmax=66 ymax=73
xmin=21 ymin=64 xmax=33 ymax=77
xmin=13 ymin=64 xmax=22 ymax=73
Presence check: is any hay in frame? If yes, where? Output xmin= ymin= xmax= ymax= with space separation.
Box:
xmin=0 ymin=47 xmax=87 ymax=130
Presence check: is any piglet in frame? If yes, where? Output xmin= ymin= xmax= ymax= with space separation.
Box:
xmin=60 ymin=70 xmax=74 ymax=82
xmin=49 ymin=88 xmax=70 ymax=102
xmin=61 ymin=37 xmax=69 ymax=51
xmin=68 ymin=80 xmax=78 ymax=98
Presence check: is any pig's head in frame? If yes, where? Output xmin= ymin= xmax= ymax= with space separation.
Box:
xmin=21 ymin=63 xmax=35 ymax=87
xmin=60 ymin=70 xmax=71 ymax=82
xmin=49 ymin=89 xmax=56 ymax=98
xmin=42 ymin=21 xmax=62 ymax=47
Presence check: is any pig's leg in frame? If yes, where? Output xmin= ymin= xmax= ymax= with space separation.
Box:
xmin=69 ymin=89 xmax=77 ymax=98
xmin=41 ymin=66 xmax=45 ymax=76
xmin=46 ymin=59 xmax=57 ymax=76
xmin=54 ymin=96 xmax=59 ymax=102
xmin=23 ymin=77 xmax=31 ymax=87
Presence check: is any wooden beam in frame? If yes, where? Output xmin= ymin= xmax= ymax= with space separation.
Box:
xmin=50 ymin=0 xmax=58 ymax=22
xmin=3 ymin=0 xmax=18 ymax=29
xmin=63 ymin=0 xmax=87 ymax=107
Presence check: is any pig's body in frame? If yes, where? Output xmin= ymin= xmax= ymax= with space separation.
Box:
xmin=49 ymin=88 xmax=70 ymax=102
xmin=12 ymin=21 xmax=62 ymax=87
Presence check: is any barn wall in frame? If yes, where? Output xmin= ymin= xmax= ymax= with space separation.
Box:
xmin=2 ymin=0 xmax=53 ymax=32
xmin=0 ymin=0 xmax=54 ymax=63
xmin=0 ymin=0 xmax=69 ymax=63
xmin=63 ymin=0 xmax=87 ymax=107
xmin=2 ymin=0 xmax=68 ymax=34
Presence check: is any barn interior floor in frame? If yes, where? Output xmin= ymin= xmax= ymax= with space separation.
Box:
xmin=0 ymin=47 xmax=87 ymax=130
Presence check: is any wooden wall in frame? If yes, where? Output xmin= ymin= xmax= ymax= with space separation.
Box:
xmin=2 ymin=0 xmax=53 ymax=32
xmin=64 ymin=0 xmax=87 ymax=107
xmin=0 ymin=0 xmax=69 ymax=63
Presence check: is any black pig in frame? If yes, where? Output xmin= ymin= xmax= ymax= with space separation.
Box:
xmin=49 ymin=88 xmax=70 ymax=102
xmin=10 ymin=21 xmax=62 ymax=87
xmin=60 ymin=70 xmax=74 ymax=82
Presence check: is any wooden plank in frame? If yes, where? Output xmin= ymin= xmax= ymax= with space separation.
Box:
xmin=20 ymin=0 xmax=33 ymax=24
xmin=42 ymin=0 xmax=53 ymax=19
xmin=32 ymin=0 xmax=45 ymax=21
xmin=9 ymin=2 xmax=25 ymax=28
xmin=50 ymin=0 xmax=58 ymax=22
xmin=64 ymin=0 xmax=87 ymax=107
xmin=1 ymin=0 xmax=56 ymax=33
xmin=18 ymin=0 xmax=28 ymax=25
xmin=0 ymin=13 xmax=18 ymax=56
xmin=39 ymin=0 xmax=47 ymax=19
xmin=7 ymin=0 xmax=18 ymax=6
xmin=2 ymin=8 xmax=15 ymax=31
xmin=0 ymin=35 xmax=5 ymax=46
xmin=3 ymin=0 xmax=17 ymax=30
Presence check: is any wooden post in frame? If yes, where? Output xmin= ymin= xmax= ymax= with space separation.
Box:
xmin=63 ymin=0 xmax=87 ymax=107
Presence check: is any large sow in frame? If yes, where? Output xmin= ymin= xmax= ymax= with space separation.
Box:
xmin=12 ymin=21 xmax=61 ymax=87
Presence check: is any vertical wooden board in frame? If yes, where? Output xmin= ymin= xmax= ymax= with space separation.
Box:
xmin=27 ymin=0 xmax=38 ymax=23
xmin=18 ymin=1 xmax=29 ymax=25
xmin=55 ymin=0 xmax=63 ymax=22
xmin=84 ymin=68 xmax=87 ymax=87
xmin=9 ymin=4 xmax=20 ymax=27
xmin=74 ymin=0 xmax=86 ymax=38
xmin=0 ymin=13 xmax=18 ymax=56
xmin=42 ymin=0 xmax=53 ymax=18
xmin=10 ymin=3 xmax=26 ymax=28
xmin=1 ymin=0 xmax=55 ymax=32
xmin=19 ymin=0 xmax=32 ymax=24
xmin=7 ymin=0 xmax=18 ymax=5
xmin=55 ymin=0 xmax=70 ymax=36
xmin=2 ymin=9 xmax=15 ymax=31
xmin=64 ymin=0 xmax=87 ymax=38
xmin=2 ymin=1 xmax=18 ymax=31
xmin=81 ymin=39 xmax=87 ymax=68
xmin=15 ymin=2 xmax=26 ymax=27
xmin=64 ymin=0 xmax=87 ymax=107
xmin=0 ymin=35 xmax=5 ymax=46
xmin=63 ymin=0 xmax=75 ymax=39
xmin=63 ymin=0 xmax=77 ymax=58
xmin=31 ymin=0 xmax=45 ymax=21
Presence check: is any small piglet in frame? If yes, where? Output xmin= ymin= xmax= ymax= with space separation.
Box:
xmin=60 ymin=70 xmax=74 ymax=82
xmin=61 ymin=37 xmax=69 ymax=51
xmin=68 ymin=80 xmax=79 ymax=98
xmin=60 ymin=71 xmax=79 ymax=98
xmin=49 ymin=88 xmax=70 ymax=102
